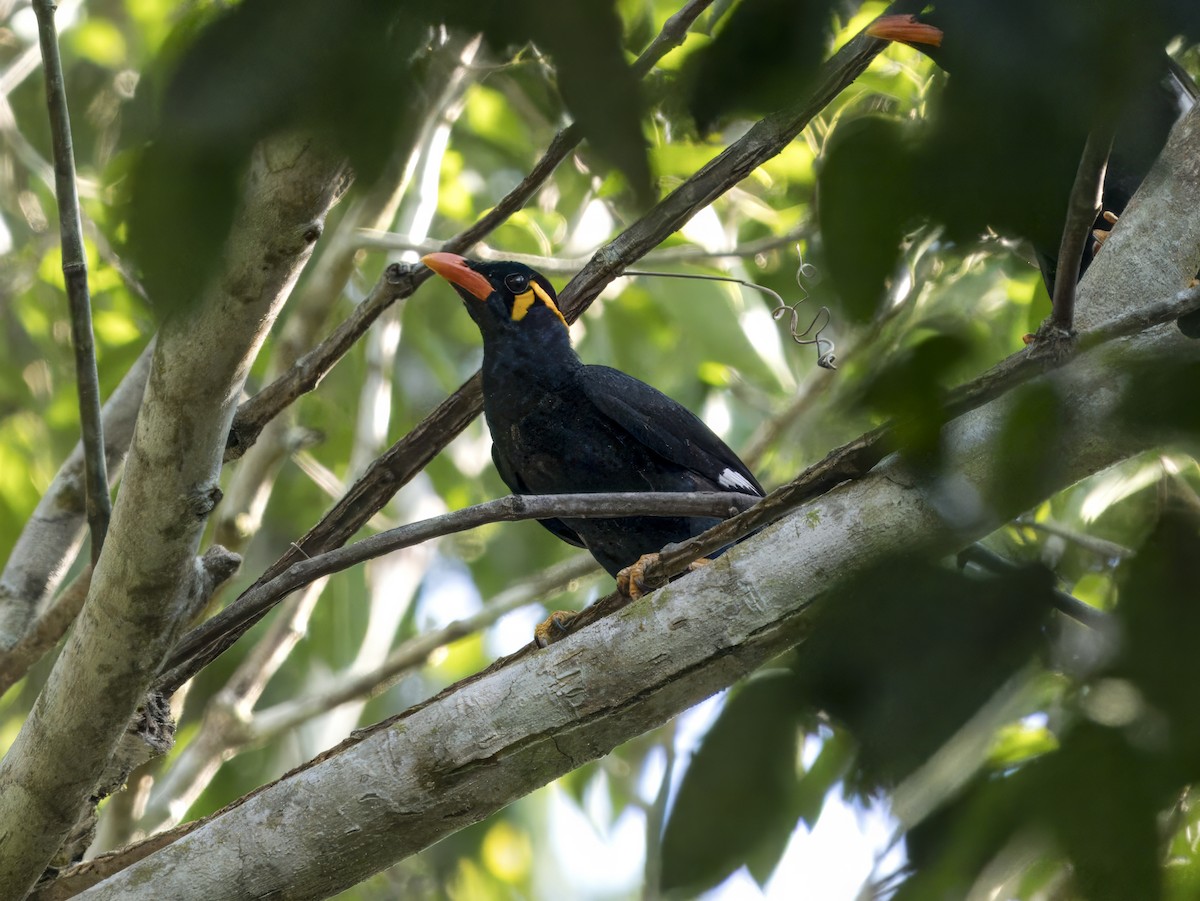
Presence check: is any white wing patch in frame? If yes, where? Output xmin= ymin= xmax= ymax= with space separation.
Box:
xmin=718 ymin=467 xmax=756 ymax=493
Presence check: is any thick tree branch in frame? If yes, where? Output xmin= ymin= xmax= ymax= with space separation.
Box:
xmin=627 ymin=280 xmax=1200 ymax=595
xmin=33 ymin=0 xmax=109 ymax=563
xmin=67 ymin=322 xmax=1200 ymax=900
xmin=42 ymin=19 xmax=1200 ymax=901
xmin=1077 ymin=100 xmax=1200 ymax=329
xmin=0 ymin=134 xmax=349 ymax=899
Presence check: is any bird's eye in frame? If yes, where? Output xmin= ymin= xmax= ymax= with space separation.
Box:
xmin=503 ymin=273 xmax=529 ymax=293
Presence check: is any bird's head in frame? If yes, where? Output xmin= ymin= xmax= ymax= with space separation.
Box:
xmin=422 ymin=253 xmax=569 ymax=339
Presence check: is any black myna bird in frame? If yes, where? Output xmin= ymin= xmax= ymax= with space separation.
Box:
xmin=422 ymin=252 xmax=764 ymax=641
xmin=866 ymin=12 xmax=1200 ymax=333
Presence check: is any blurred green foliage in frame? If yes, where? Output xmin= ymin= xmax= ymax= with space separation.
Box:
xmin=0 ymin=0 xmax=1199 ymax=898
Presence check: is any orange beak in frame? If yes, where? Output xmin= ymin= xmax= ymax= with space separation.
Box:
xmin=422 ymin=252 xmax=494 ymax=301
xmin=866 ymin=14 xmax=943 ymax=48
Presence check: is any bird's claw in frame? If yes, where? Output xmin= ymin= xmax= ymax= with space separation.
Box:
xmin=617 ymin=553 xmax=664 ymax=600
xmin=1092 ymin=209 xmax=1119 ymax=253
xmin=534 ymin=610 xmax=578 ymax=648
xmin=617 ymin=554 xmax=713 ymax=599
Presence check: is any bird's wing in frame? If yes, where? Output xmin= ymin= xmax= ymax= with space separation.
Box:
xmin=491 ymin=443 xmax=587 ymax=548
xmin=580 ymin=365 xmax=764 ymax=496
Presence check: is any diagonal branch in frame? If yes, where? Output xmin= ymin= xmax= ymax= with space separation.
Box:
xmin=0 ymin=568 xmax=92 ymax=699
xmin=351 ymin=222 xmax=812 ymax=274
xmin=0 ymin=134 xmax=350 ymax=900
xmin=156 ymin=491 xmax=758 ymax=691
xmin=0 ymin=340 xmax=153 ymax=649
xmin=62 ymin=316 xmax=1200 ymax=901
xmin=33 ymin=0 xmax=109 ymax=561
xmin=630 ymin=281 xmax=1200 ymax=595
xmin=249 ymin=554 xmax=600 ymax=743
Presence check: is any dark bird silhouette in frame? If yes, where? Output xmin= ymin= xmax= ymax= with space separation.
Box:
xmin=422 ymin=252 xmax=763 ymax=642
xmin=867 ymin=12 xmax=1200 ymax=335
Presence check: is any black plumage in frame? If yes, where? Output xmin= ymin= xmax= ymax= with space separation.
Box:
xmin=422 ymin=252 xmax=763 ymax=580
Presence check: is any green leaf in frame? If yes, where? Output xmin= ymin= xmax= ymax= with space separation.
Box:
xmin=682 ymin=0 xmax=837 ymax=131
xmin=984 ymin=381 xmax=1067 ymax=514
xmin=791 ymin=728 xmax=854 ymax=828
xmin=447 ymin=0 xmax=652 ymax=205
xmin=1116 ymin=359 xmax=1200 ymax=438
xmin=1114 ymin=512 xmax=1200 ymax=775
xmin=816 ymin=115 xmax=914 ymax=323
xmin=124 ymin=0 xmax=421 ymax=314
xmin=855 ymin=332 xmax=974 ymax=466
xmin=1031 ymin=724 xmax=1162 ymax=901
xmin=659 ymin=670 xmax=803 ymax=896
xmin=792 ymin=558 xmax=1054 ymax=788
xmin=534 ymin=0 xmax=652 ymax=206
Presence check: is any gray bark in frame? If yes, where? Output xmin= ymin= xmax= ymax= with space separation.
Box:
xmin=0 ymin=134 xmax=349 ymax=899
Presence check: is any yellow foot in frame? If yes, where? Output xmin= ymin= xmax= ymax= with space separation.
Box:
xmin=617 ymin=554 xmax=713 ymax=600
xmin=1092 ymin=209 xmax=1119 ymax=252
xmin=617 ymin=553 xmax=661 ymax=600
xmin=534 ymin=610 xmax=578 ymax=648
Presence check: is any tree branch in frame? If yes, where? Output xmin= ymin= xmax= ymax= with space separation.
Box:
xmin=157 ymin=492 xmax=758 ymax=692
xmin=0 ymin=568 xmax=91 ymax=699
xmin=351 ymin=223 xmax=812 ymax=274
xmin=629 ymin=281 xmax=1200 ymax=595
xmin=38 ymin=17 xmax=1200 ymax=900
xmin=33 ymin=0 xmax=109 ymax=562
xmin=0 ymin=134 xmax=349 ymax=899
xmin=250 ymin=553 xmax=600 ymax=742
xmin=1048 ymin=125 xmax=1114 ymax=335
xmin=64 ymin=314 xmax=1200 ymax=900
xmin=0 ymin=340 xmax=153 ymax=649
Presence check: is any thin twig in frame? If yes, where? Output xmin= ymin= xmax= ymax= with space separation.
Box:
xmin=1048 ymin=126 xmax=1115 ymax=336
xmin=351 ymin=224 xmax=812 ymax=273
xmin=138 ymin=554 xmax=597 ymax=836
xmin=1014 ymin=518 xmax=1133 ymax=561
xmin=248 ymin=554 xmax=601 ymax=742
xmin=33 ymin=0 xmax=109 ymax=560
xmin=956 ymin=544 xmax=1111 ymax=631
xmin=156 ymin=491 xmax=756 ymax=691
